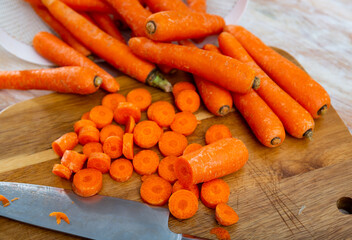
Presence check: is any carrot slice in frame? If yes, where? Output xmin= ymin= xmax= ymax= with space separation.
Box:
xmin=81 ymin=111 xmax=90 ymax=120
xmin=103 ymin=136 xmax=123 ymax=159
xmin=140 ymin=175 xmax=172 ymax=206
xmin=99 ymin=124 xmax=124 ymax=144
xmin=172 ymin=81 xmax=196 ymax=98
xmin=89 ymin=105 xmax=114 ymax=129
xmin=158 ymin=131 xmax=188 ymax=157
xmin=133 ymin=120 xmax=162 ymax=148
xmin=114 ymin=102 xmax=141 ymax=124
xmin=61 ymin=150 xmax=87 ymax=173
xmin=125 ymin=116 xmax=135 ymax=133
xmin=168 ymin=189 xmax=198 ymax=219
xmin=0 ymin=195 xmax=10 ymax=207
xmin=73 ymin=119 xmax=96 ymax=133
xmin=122 ymin=133 xmax=134 ymax=160
xmin=109 ymin=158 xmax=134 ymax=182
xmin=133 ymin=150 xmax=159 ymax=175
xmin=52 ymin=132 xmax=78 ymax=157
xmin=83 ymin=142 xmax=103 ymax=158
xmin=147 ymin=101 xmax=175 ymax=127
xmin=170 ymin=111 xmax=198 ymax=136
xmin=126 ymin=88 xmax=152 ymax=111
xmin=210 ymin=227 xmax=231 ymax=240
xmin=78 ymin=125 xmax=100 ymax=145
xmin=52 ymin=163 xmax=72 ymax=180
xmin=215 ymin=203 xmax=239 ymax=226
xmin=175 ymin=90 xmax=200 ymax=113
xmin=87 ymin=152 xmax=111 ymax=173
xmin=205 ymin=124 xmax=232 ymax=145
xmin=172 ymin=180 xmax=199 ymax=199
xmin=158 ymin=156 xmax=178 ymax=183
xmin=102 ymin=93 xmax=126 ymax=112
xmin=49 ymin=212 xmax=70 ymax=225
xmin=183 ymin=143 xmax=202 ymax=155
xmin=72 ymin=168 xmax=103 ymax=197
xmin=200 ymin=179 xmax=230 ymax=209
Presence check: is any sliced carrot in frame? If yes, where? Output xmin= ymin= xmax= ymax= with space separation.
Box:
xmin=103 ymin=136 xmax=123 ymax=159
xmin=61 ymin=150 xmax=87 ymax=173
xmin=114 ymin=102 xmax=141 ymax=125
xmin=183 ymin=143 xmax=202 ymax=155
xmin=158 ymin=156 xmax=178 ymax=183
xmin=170 ymin=111 xmax=198 ymax=136
xmin=122 ymin=133 xmax=134 ymax=160
xmin=140 ymin=175 xmax=172 ymax=206
xmin=158 ymin=131 xmax=188 ymax=157
xmin=172 ymin=81 xmax=196 ymax=98
xmin=52 ymin=163 xmax=72 ymax=180
xmin=109 ymin=158 xmax=134 ymax=182
xmin=102 ymin=93 xmax=126 ymax=112
xmin=0 ymin=195 xmax=10 ymax=207
xmin=72 ymin=168 xmax=103 ymax=197
xmin=215 ymin=203 xmax=239 ymax=226
xmin=52 ymin=132 xmax=78 ymax=157
xmin=73 ymin=119 xmax=96 ymax=133
xmin=133 ymin=120 xmax=162 ymax=148
xmin=87 ymin=152 xmax=111 ymax=173
xmin=81 ymin=111 xmax=90 ymax=120
xmin=99 ymin=124 xmax=124 ymax=144
xmin=49 ymin=212 xmax=70 ymax=225
xmin=140 ymin=174 xmax=158 ymax=182
xmin=205 ymin=125 xmax=232 ymax=145
xmin=210 ymin=227 xmax=231 ymax=240
xmin=126 ymin=88 xmax=152 ymax=111
xmin=172 ymin=180 xmax=199 ymax=199
xmin=147 ymin=101 xmax=175 ymax=127
xmin=83 ymin=142 xmax=103 ymax=158
xmin=200 ymin=179 xmax=230 ymax=209
xmin=125 ymin=116 xmax=135 ymax=133
xmin=90 ymin=13 xmax=125 ymax=43
xmin=89 ymin=105 xmax=114 ymax=129
xmin=78 ymin=125 xmax=100 ymax=145
xmin=133 ymin=150 xmax=159 ymax=175
xmin=175 ymin=90 xmax=200 ymax=113
xmin=168 ymin=189 xmax=198 ymax=219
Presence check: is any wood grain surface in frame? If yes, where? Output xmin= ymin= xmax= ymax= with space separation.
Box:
xmin=0 ymin=49 xmax=351 ymax=240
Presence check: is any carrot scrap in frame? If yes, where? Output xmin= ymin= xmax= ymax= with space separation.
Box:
xmin=205 ymin=125 xmax=232 ymax=145
xmin=83 ymin=142 xmax=103 ymax=158
xmin=175 ymin=90 xmax=200 ymax=113
xmin=140 ymin=175 xmax=172 ymax=206
xmin=78 ymin=125 xmax=100 ymax=145
xmin=133 ymin=150 xmax=159 ymax=175
xmin=210 ymin=227 xmax=231 ymax=240
xmin=87 ymin=152 xmax=111 ymax=173
xmin=215 ymin=203 xmax=239 ymax=226
xmin=73 ymin=119 xmax=96 ymax=133
xmin=125 ymin=116 xmax=136 ymax=133
xmin=10 ymin=198 xmax=19 ymax=202
xmin=158 ymin=131 xmax=188 ymax=157
xmin=133 ymin=120 xmax=162 ymax=148
xmin=102 ymin=93 xmax=126 ymax=112
xmin=99 ymin=124 xmax=124 ymax=144
xmin=114 ymin=102 xmax=141 ymax=125
xmin=52 ymin=132 xmax=78 ymax=157
xmin=0 ymin=195 xmax=10 ymax=207
xmin=103 ymin=136 xmax=123 ymax=159
xmin=158 ymin=156 xmax=178 ymax=183
xmin=52 ymin=163 xmax=72 ymax=180
xmin=72 ymin=168 xmax=103 ymax=197
xmin=172 ymin=180 xmax=199 ymax=199
xmin=109 ymin=158 xmax=134 ymax=182
xmin=89 ymin=105 xmax=114 ymax=129
xmin=170 ymin=111 xmax=198 ymax=136
xmin=168 ymin=189 xmax=198 ymax=219
xmin=49 ymin=212 xmax=70 ymax=225
xmin=147 ymin=101 xmax=175 ymax=127
xmin=122 ymin=133 xmax=134 ymax=160
xmin=61 ymin=150 xmax=87 ymax=173
xmin=81 ymin=111 xmax=90 ymax=120
xmin=172 ymin=81 xmax=196 ymax=98
xmin=183 ymin=143 xmax=202 ymax=155
xmin=126 ymin=88 xmax=152 ymax=111
xmin=200 ymin=179 xmax=230 ymax=209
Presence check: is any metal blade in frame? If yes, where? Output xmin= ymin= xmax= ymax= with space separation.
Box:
xmin=0 ymin=182 xmax=181 ymax=240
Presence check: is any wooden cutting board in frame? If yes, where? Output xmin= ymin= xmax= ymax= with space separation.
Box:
xmin=0 ymin=49 xmax=351 ymax=240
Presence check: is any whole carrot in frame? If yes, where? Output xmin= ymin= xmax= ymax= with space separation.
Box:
xmin=225 ymin=25 xmax=331 ymax=118
xmin=144 ymin=0 xmax=190 ymax=12
xmin=218 ymin=32 xmax=315 ymax=138
xmin=26 ymin=0 xmax=113 ymax=13
xmin=0 ymin=67 xmax=102 ymax=94
xmin=42 ymin=0 xmax=172 ymax=92
xmin=128 ymin=37 xmax=259 ymax=94
xmin=90 ymin=13 xmax=125 ymax=43
xmin=187 ymin=0 xmax=206 ymax=12
xmin=33 ymin=31 xmax=119 ymax=92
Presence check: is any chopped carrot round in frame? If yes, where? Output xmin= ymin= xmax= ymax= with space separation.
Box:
xmin=200 ymin=179 xmax=230 ymax=209
xmin=49 ymin=212 xmax=70 ymax=225
xmin=215 ymin=203 xmax=239 ymax=226
xmin=102 ymin=93 xmax=126 ymax=112
xmin=133 ymin=150 xmax=159 ymax=175
xmin=183 ymin=143 xmax=202 ymax=155
xmin=175 ymin=90 xmax=200 ymax=113
xmin=114 ymin=102 xmax=141 ymax=125
xmin=158 ymin=156 xmax=178 ymax=183
xmin=83 ymin=142 xmax=103 ymax=158
xmin=147 ymin=101 xmax=175 ymax=127
xmin=78 ymin=126 xmax=100 ymax=145
xmin=109 ymin=158 xmax=134 ymax=182
xmin=73 ymin=119 xmax=96 ymax=134
xmin=87 ymin=152 xmax=111 ymax=173
xmin=100 ymin=124 xmax=124 ymax=144
xmin=89 ymin=105 xmax=114 ymax=129
xmin=210 ymin=227 xmax=231 ymax=240
xmin=205 ymin=124 xmax=232 ymax=145
xmin=172 ymin=180 xmax=199 ymax=199
xmin=125 ymin=116 xmax=136 ymax=133
xmin=133 ymin=120 xmax=162 ymax=148
xmin=52 ymin=163 xmax=72 ymax=180
xmin=61 ymin=150 xmax=87 ymax=173
xmin=168 ymin=189 xmax=198 ymax=219
xmin=172 ymin=81 xmax=196 ymax=98
xmin=81 ymin=111 xmax=90 ymax=120
xmin=72 ymin=168 xmax=103 ymax=197
xmin=103 ymin=136 xmax=123 ymax=159
xmin=158 ymin=131 xmax=188 ymax=156
xmin=140 ymin=175 xmax=172 ymax=206
xmin=170 ymin=111 xmax=198 ymax=136
xmin=126 ymin=88 xmax=152 ymax=111
xmin=52 ymin=132 xmax=78 ymax=157
xmin=122 ymin=133 xmax=134 ymax=160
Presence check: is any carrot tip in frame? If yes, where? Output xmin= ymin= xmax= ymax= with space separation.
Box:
xmin=218 ymin=105 xmax=231 ymax=116
xmin=270 ymin=137 xmax=281 ymax=146
xmin=94 ymin=76 xmax=103 ymax=88
xmin=317 ymin=104 xmax=328 ymax=116
xmin=146 ymin=70 xmax=173 ymax=92
xmin=146 ymin=21 xmax=156 ymax=35
xmin=252 ymin=76 xmax=261 ymax=90
xmin=303 ymin=129 xmax=313 ymax=139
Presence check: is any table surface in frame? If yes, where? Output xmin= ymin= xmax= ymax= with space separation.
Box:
xmin=0 ymin=0 xmax=351 ymax=133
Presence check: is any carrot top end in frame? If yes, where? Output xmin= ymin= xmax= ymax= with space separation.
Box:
xmin=146 ymin=70 xmax=173 ymax=92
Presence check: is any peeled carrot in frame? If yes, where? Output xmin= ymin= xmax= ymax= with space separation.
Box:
xmin=99 ymin=124 xmax=124 ymax=144
xmin=218 ymin=32 xmax=315 ymax=138
xmin=172 ymin=82 xmax=196 ymax=98
xmin=114 ymin=102 xmax=141 ymax=125
xmin=133 ymin=120 xmax=163 ymax=148
xmin=122 ymin=133 xmax=134 ymax=160
xmin=133 ymin=150 xmax=159 ymax=175
xmin=126 ymin=88 xmax=152 ymax=111
xmin=52 ymin=163 xmax=72 ymax=180
xmin=90 ymin=13 xmax=125 ymax=43
xmin=73 ymin=119 xmax=96 ymax=133
xmin=183 ymin=143 xmax=202 ymax=155
xmin=72 ymin=168 xmax=103 ymax=197
xmin=102 ymin=93 xmax=126 ymax=112
xmin=27 ymin=0 xmax=114 ymax=13
xmin=79 ymin=12 xmax=97 ymax=25
xmin=52 ymin=132 xmax=78 ymax=157
xmin=158 ymin=64 xmax=177 ymax=75
xmin=109 ymin=158 xmax=134 ymax=182
xmin=158 ymin=156 xmax=178 ymax=183
xmin=125 ymin=116 xmax=135 ymax=134
xmin=87 ymin=152 xmax=111 ymax=173
xmin=128 ymin=37 xmax=259 ymax=93
xmin=61 ymin=150 xmax=87 ymax=173
xmin=83 ymin=142 xmax=103 ymax=157
xmin=0 ymin=195 xmax=10 ymax=207
xmin=103 ymin=136 xmax=123 ymax=159
xmin=0 ymin=67 xmax=101 ymax=94
xmin=78 ymin=125 xmax=100 ymax=145
xmin=144 ymin=0 xmax=190 ymax=12
xmin=172 ymin=180 xmax=199 ymax=199
xmin=175 ymin=138 xmax=248 ymax=185
xmin=147 ymin=101 xmax=175 ymax=127
xmin=158 ymin=131 xmax=188 ymax=157
xmin=33 ymin=31 xmax=119 ymax=92
xmin=89 ymin=105 xmax=114 ymax=129
xmin=205 ymin=125 xmax=232 ymax=145
xmin=168 ymin=189 xmax=198 ymax=219
xmin=200 ymin=179 xmax=230 ymax=209
xmin=81 ymin=111 xmax=90 ymax=120
xmin=170 ymin=112 xmax=198 ymax=136
xmin=215 ymin=203 xmax=239 ymax=226
xmin=49 ymin=212 xmax=70 ymax=225
xmin=210 ymin=227 xmax=231 ymax=240
xmin=175 ymin=89 xmax=200 ymax=113
xmin=187 ymin=0 xmax=206 ymax=12
xmin=140 ymin=175 xmax=172 ymax=206
xmin=225 ymin=25 xmax=331 ymax=118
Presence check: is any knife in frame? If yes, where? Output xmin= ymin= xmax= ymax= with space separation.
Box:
xmin=0 ymin=182 xmax=209 ymax=240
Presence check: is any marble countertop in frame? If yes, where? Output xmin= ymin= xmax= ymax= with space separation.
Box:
xmin=1 ymin=0 xmax=351 ymax=133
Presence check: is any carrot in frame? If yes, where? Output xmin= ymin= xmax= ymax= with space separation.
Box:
xmin=158 ymin=64 xmax=177 ymax=75
xmin=27 ymin=0 xmax=114 ymax=13
xmin=147 ymin=101 xmax=176 ymax=127
xmin=225 ymin=25 xmax=331 ymax=119
xmin=0 ymin=67 xmax=101 ymax=94
xmin=215 ymin=203 xmax=239 ymax=226
xmin=172 ymin=180 xmax=199 ymax=199
xmin=33 ymin=31 xmax=119 ymax=92
xmin=83 ymin=142 xmax=103 ymax=157
xmin=175 ymin=138 xmax=248 ymax=185
xmin=172 ymin=82 xmax=196 ymax=98
xmin=210 ymin=227 xmax=231 ymax=240
xmin=103 ymin=136 xmax=123 ymax=159
xmin=144 ymin=0 xmax=190 ymax=12
xmin=122 ymin=133 xmax=134 ymax=160
xmin=81 ymin=111 xmax=90 ymax=120
xmin=99 ymin=124 xmax=124 ymax=144
xmin=30 ymin=4 xmax=91 ymax=56
xmin=11 ymin=198 xmax=19 ymax=202
xmin=187 ymin=0 xmax=206 ymax=13
xmin=0 ymin=195 xmax=10 ymax=207
xmin=72 ymin=168 xmax=103 ymax=197
xmin=89 ymin=105 xmax=114 ymax=129
xmin=158 ymin=156 xmax=178 ymax=183
xmin=218 ymin=32 xmax=315 ymax=138
xmin=109 ymin=158 xmax=134 ymax=182
xmin=170 ymin=112 xmax=198 ymax=136
xmin=140 ymin=175 xmax=172 ymax=206
xmin=128 ymin=37 xmax=259 ymax=93
xmin=90 ymin=13 xmax=125 ymax=43
xmin=200 ymin=179 xmax=230 ymax=209
xmin=133 ymin=120 xmax=163 ymax=148
xmin=78 ymin=125 xmax=100 ymax=145
xmin=125 ymin=116 xmax=135 ymax=134
xmin=205 ymin=124 xmax=232 ymax=145
xmin=52 ymin=163 xmax=72 ymax=180
xmin=126 ymin=88 xmax=152 ymax=111
xmin=133 ymin=150 xmax=159 ymax=175
xmin=183 ymin=143 xmax=202 ymax=155
xmin=158 ymin=131 xmax=188 ymax=157
xmin=113 ymin=102 xmax=141 ymax=125
xmin=175 ymin=89 xmax=200 ymax=113
xmin=79 ymin=12 xmax=97 ymax=25
xmin=168 ymin=189 xmax=198 ymax=219
xmin=73 ymin=119 xmax=96 ymax=133
xmin=42 ymin=0 xmax=172 ymax=92
xmin=49 ymin=212 xmax=70 ymax=225
xmin=202 ymin=44 xmax=219 ymax=52
xmin=52 ymin=132 xmax=78 ymax=157
xmin=177 ymin=39 xmax=196 ymax=47
xmin=87 ymin=152 xmax=111 ymax=173
xmin=61 ymin=150 xmax=87 ymax=173
xmin=102 ymin=93 xmax=126 ymax=112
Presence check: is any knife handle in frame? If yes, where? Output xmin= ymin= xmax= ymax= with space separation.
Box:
xmin=182 ymin=234 xmax=211 ymax=240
